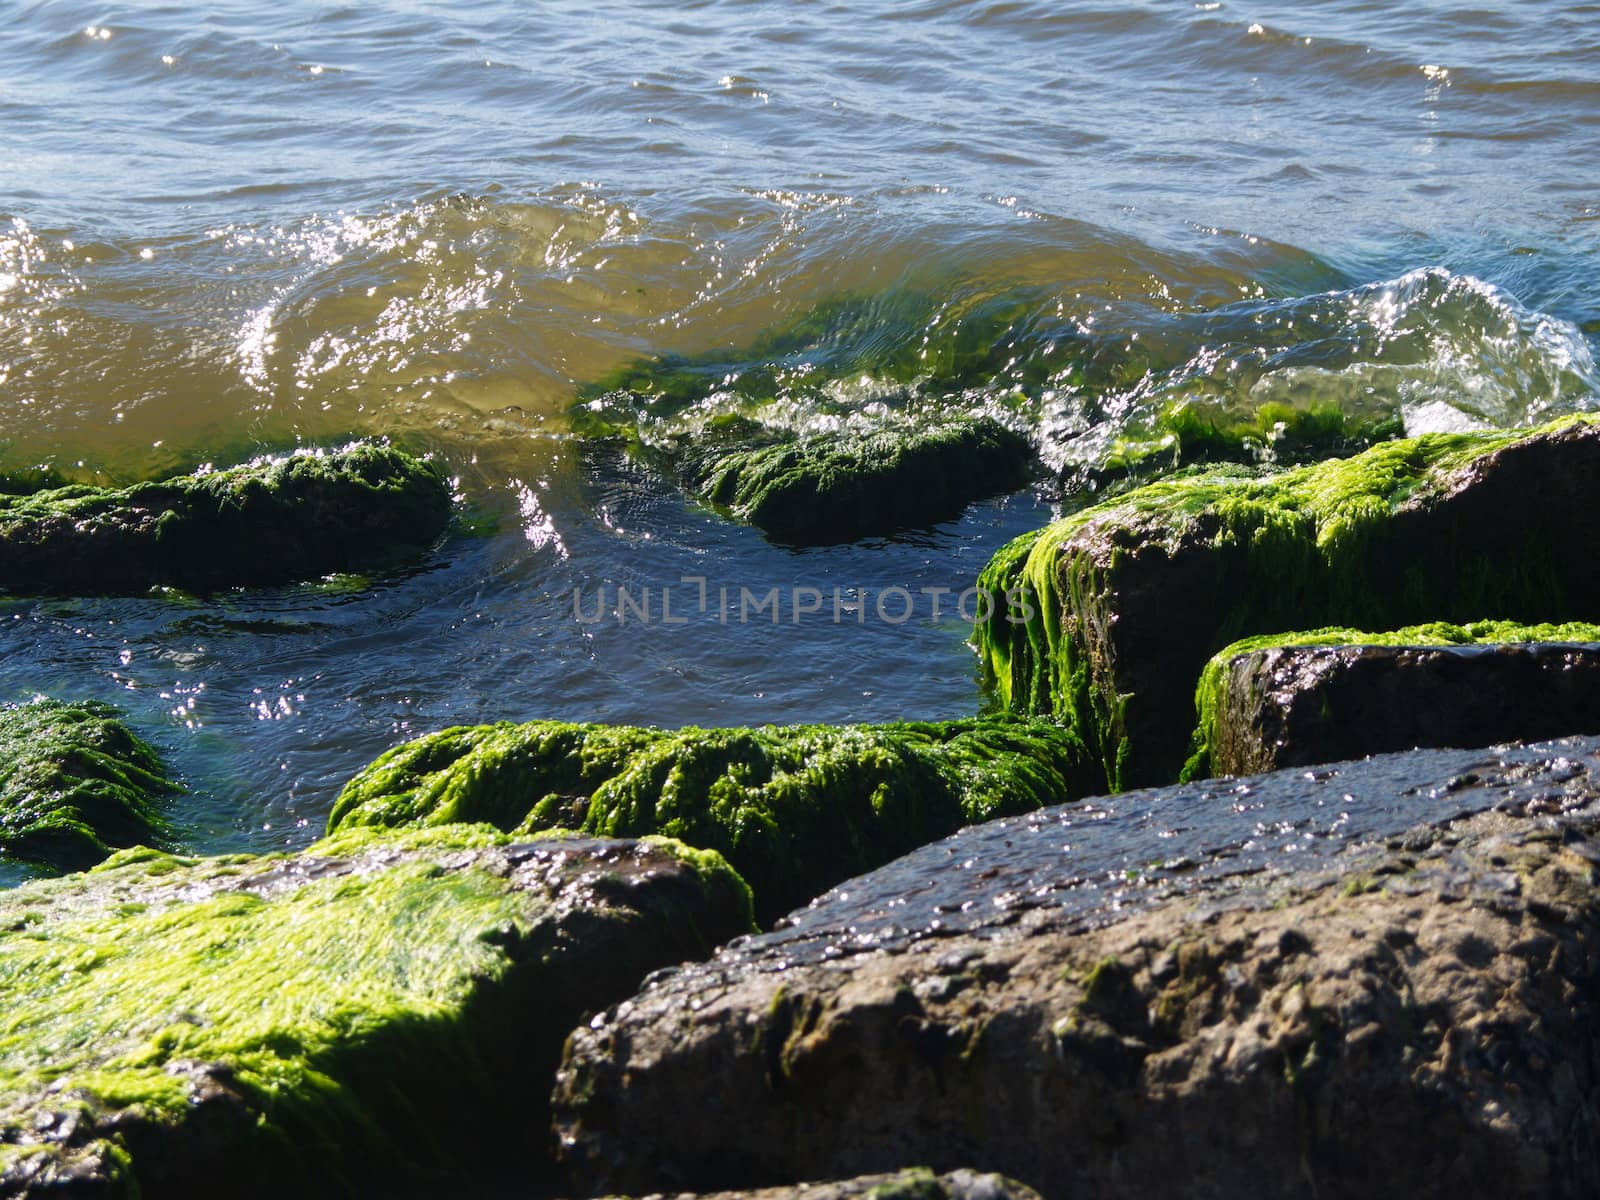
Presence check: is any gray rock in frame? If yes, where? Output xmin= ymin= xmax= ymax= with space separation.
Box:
xmin=1205 ymin=640 xmax=1600 ymax=776
xmin=553 ymin=736 xmax=1600 ymax=1199
xmin=592 ymin=1166 xmax=1044 ymax=1199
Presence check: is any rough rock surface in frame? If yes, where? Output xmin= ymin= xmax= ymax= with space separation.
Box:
xmin=976 ymin=415 xmax=1600 ymax=790
xmin=0 ymin=825 xmax=752 ymax=1198
xmin=328 ymin=718 xmax=1091 ymax=925
xmin=594 ymin=1167 xmax=1044 ymax=1199
xmin=554 ymin=736 xmax=1600 ymax=1199
xmin=0 ymin=699 xmax=177 ymax=874
xmin=0 ymin=442 xmax=452 ymax=595
xmin=1190 ymin=621 xmax=1600 ymax=777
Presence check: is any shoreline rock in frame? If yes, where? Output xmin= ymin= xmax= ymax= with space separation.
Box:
xmin=328 ymin=718 xmax=1092 ymax=925
xmin=1187 ymin=620 xmax=1600 ymax=778
xmin=0 ymin=443 xmax=452 ymax=595
xmin=0 ymin=699 xmax=178 ymax=874
xmin=975 ymin=415 xmax=1600 ymax=791
xmin=0 ymin=826 xmax=751 ymax=1198
xmin=552 ymin=735 xmax=1600 ymax=1199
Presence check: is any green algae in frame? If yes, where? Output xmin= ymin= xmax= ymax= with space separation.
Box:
xmin=1067 ymin=400 xmax=1403 ymax=499
xmin=975 ymin=415 xmax=1600 ymax=790
xmin=0 ymin=824 xmax=751 ymax=1197
xmin=0 ymin=442 xmax=453 ymax=596
xmin=1183 ymin=619 xmax=1600 ymax=781
xmin=0 ymin=699 xmax=178 ymax=874
xmin=329 ymin=717 xmax=1092 ymax=923
xmin=677 ymin=417 xmax=1032 ymax=544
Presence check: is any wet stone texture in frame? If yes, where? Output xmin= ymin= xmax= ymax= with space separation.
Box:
xmin=553 ymin=736 xmax=1600 ymax=1199
xmin=1207 ymin=641 xmax=1600 ymax=777
xmin=592 ymin=1167 xmax=1045 ymax=1200
xmin=0 ymin=827 xmax=751 ymax=1199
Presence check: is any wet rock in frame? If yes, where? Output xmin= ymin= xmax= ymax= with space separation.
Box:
xmin=594 ymin=1167 xmax=1044 ymax=1199
xmin=553 ymin=736 xmax=1600 ymax=1199
xmin=0 ymin=825 xmax=751 ymax=1198
xmin=0 ymin=443 xmax=452 ymax=595
xmin=1189 ymin=620 xmax=1600 ymax=778
xmin=975 ymin=415 xmax=1600 ymax=790
xmin=0 ymin=699 xmax=178 ymax=874
xmin=674 ymin=418 xmax=1032 ymax=546
xmin=328 ymin=718 xmax=1092 ymax=925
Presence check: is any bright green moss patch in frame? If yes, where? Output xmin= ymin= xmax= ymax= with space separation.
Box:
xmin=0 ymin=699 xmax=178 ymax=874
xmin=976 ymin=415 xmax=1600 ymax=789
xmin=0 ymin=442 xmax=453 ymax=595
xmin=1066 ymin=400 xmax=1403 ymax=500
xmin=0 ymin=826 xmax=751 ymax=1197
xmin=1184 ymin=619 xmax=1600 ymax=780
xmin=329 ymin=717 xmax=1092 ymax=923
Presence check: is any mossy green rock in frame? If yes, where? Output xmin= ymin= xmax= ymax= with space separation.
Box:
xmin=0 ymin=825 xmax=752 ymax=1198
xmin=328 ymin=718 xmax=1092 ymax=923
xmin=1186 ymin=620 xmax=1600 ymax=779
xmin=976 ymin=415 xmax=1600 ymax=791
xmin=674 ymin=417 xmax=1032 ymax=545
xmin=0 ymin=700 xmax=177 ymax=874
xmin=0 ymin=443 xmax=452 ymax=595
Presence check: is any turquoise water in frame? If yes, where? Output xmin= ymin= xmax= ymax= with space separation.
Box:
xmin=0 ymin=0 xmax=1596 ymax=863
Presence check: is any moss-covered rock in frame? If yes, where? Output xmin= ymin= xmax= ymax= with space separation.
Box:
xmin=1185 ymin=620 xmax=1600 ymax=779
xmin=0 ymin=699 xmax=178 ymax=874
xmin=673 ymin=417 xmax=1032 ymax=545
xmin=0 ymin=824 xmax=752 ymax=1198
xmin=328 ymin=718 xmax=1092 ymax=923
xmin=0 ymin=443 xmax=452 ymax=595
xmin=1064 ymin=399 xmax=1403 ymax=500
xmin=975 ymin=415 xmax=1600 ymax=791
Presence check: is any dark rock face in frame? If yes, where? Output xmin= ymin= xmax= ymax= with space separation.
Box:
xmin=0 ymin=827 xmax=752 ymax=1199
xmin=976 ymin=416 xmax=1600 ymax=791
xmin=1205 ymin=641 xmax=1600 ymax=776
xmin=0 ymin=443 xmax=452 ymax=595
xmin=0 ymin=699 xmax=177 ymax=873
xmin=553 ymin=737 xmax=1600 ymax=1199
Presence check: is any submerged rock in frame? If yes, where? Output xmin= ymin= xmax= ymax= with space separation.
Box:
xmin=0 ymin=825 xmax=751 ymax=1198
xmin=0 ymin=443 xmax=452 ymax=595
xmin=553 ymin=736 xmax=1600 ymax=1199
xmin=976 ymin=415 xmax=1600 ymax=790
xmin=327 ymin=718 xmax=1092 ymax=924
xmin=1188 ymin=620 xmax=1600 ymax=778
xmin=674 ymin=417 xmax=1032 ymax=546
xmin=0 ymin=699 xmax=177 ymax=874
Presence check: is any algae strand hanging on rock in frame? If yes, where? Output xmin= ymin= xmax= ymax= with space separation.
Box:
xmin=974 ymin=415 xmax=1600 ymax=792
xmin=0 ymin=442 xmax=453 ymax=595
xmin=327 ymin=717 xmax=1093 ymax=923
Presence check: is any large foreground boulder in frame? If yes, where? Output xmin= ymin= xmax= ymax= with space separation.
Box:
xmin=328 ymin=718 xmax=1091 ymax=924
xmin=0 ymin=699 xmax=177 ymax=874
xmin=0 ymin=825 xmax=751 ymax=1198
xmin=553 ymin=736 xmax=1600 ymax=1198
xmin=0 ymin=443 xmax=452 ymax=595
xmin=1188 ymin=620 xmax=1600 ymax=778
xmin=597 ymin=1167 xmax=1044 ymax=1199
xmin=975 ymin=415 xmax=1600 ymax=790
